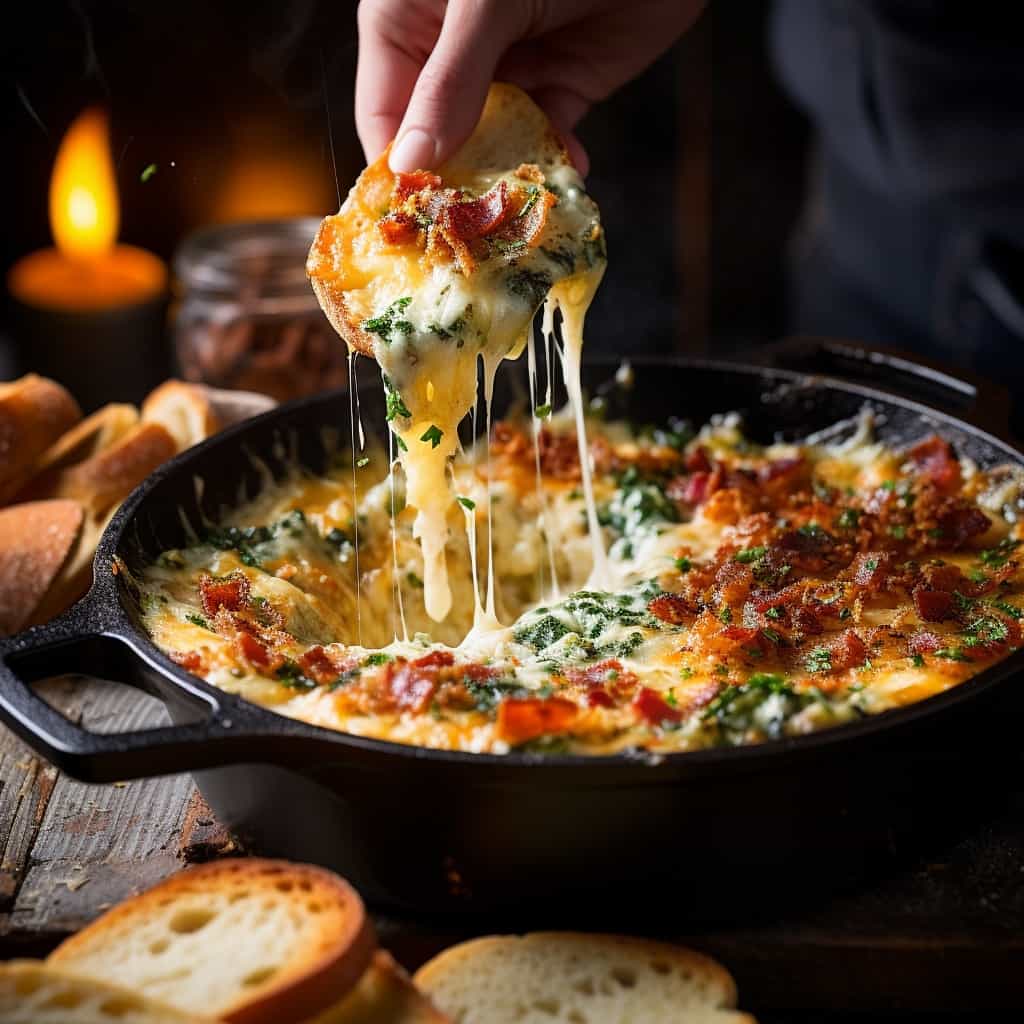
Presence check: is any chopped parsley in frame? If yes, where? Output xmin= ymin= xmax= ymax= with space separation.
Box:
xmin=356 ymin=456 xmax=370 ymax=468
xmin=836 ymin=508 xmax=861 ymax=529
xmin=765 ymin=606 xmax=783 ymax=621
xmin=420 ymin=424 xmax=444 ymax=448
xmin=383 ymin=376 xmax=411 ymax=421
xmin=734 ymin=546 xmax=767 ymax=564
xmin=535 ymin=403 xmax=552 ymax=419
xmin=364 ymin=652 xmax=393 ymax=666
xmin=140 ymin=163 xmax=157 ymax=182
xmin=675 ymin=556 xmax=692 ymax=573
xmin=456 ymin=496 xmax=476 ymax=511
xmin=276 ymin=660 xmax=317 ymax=690
xmin=506 ymin=268 xmax=552 ymax=307
xmin=718 ymin=606 xmax=733 ymax=624
xmin=362 ymin=297 xmax=414 ymax=342
xmin=911 ymin=653 xmax=925 ymax=668
xmin=185 ymin=613 xmax=209 ymax=630
xmin=934 ymin=647 xmax=972 ymax=662
xmin=979 ymin=538 xmax=1021 ymax=568
xmin=805 ymin=647 xmax=833 ymax=673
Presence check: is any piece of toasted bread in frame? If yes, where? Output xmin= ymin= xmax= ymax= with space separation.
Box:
xmin=414 ymin=933 xmax=756 ymax=1024
xmin=48 ymin=859 xmax=377 ymax=1024
xmin=24 ymin=504 xmax=107 ymax=629
xmin=306 ymin=82 xmax=570 ymax=358
xmin=0 ymin=499 xmax=84 ymax=636
xmin=141 ymin=379 xmax=275 ymax=451
xmin=19 ymin=421 xmax=176 ymax=518
xmin=0 ymin=374 xmax=82 ymax=503
xmin=28 ymin=403 xmax=140 ymax=478
xmin=0 ymin=961 xmax=215 ymax=1023
xmin=304 ymin=951 xmax=450 ymax=1024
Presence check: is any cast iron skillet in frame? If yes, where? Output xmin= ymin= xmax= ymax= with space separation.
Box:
xmin=2 ymin=340 xmax=1023 ymax=919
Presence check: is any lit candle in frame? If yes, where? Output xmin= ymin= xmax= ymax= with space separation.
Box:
xmin=6 ymin=109 xmax=170 ymax=409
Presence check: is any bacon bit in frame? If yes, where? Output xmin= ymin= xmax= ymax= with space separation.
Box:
xmin=538 ymin=429 xmax=581 ymax=480
xmin=393 ymin=170 xmax=443 ymax=202
xmin=386 ymin=663 xmax=436 ymax=712
xmin=912 ymin=588 xmax=956 ymax=622
xmin=792 ymin=606 xmax=823 ymax=635
xmin=587 ymin=689 xmax=615 ymax=708
xmin=648 ymin=593 xmax=692 ymax=625
xmin=298 ymin=645 xmax=353 ymax=686
xmin=496 ymin=697 xmax=577 ymax=745
xmin=685 ymin=446 xmax=712 ymax=473
xmin=908 ymin=436 xmax=961 ymax=493
xmin=491 ymin=420 xmax=529 ymax=457
xmin=460 ymin=662 xmax=499 ymax=682
xmin=412 ymin=650 xmax=456 ymax=669
xmin=565 ymin=659 xmax=638 ymax=693
xmin=632 ymin=687 xmax=682 ymax=726
xmin=667 ymin=470 xmax=721 ymax=507
xmin=199 ymin=572 xmax=250 ymax=617
xmin=825 ymin=629 xmax=868 ymax=671
xmin=852 ymin=551 xmax=889 ymax=590
xmin=378 ymin=214 xmax=420 ymax=246
xmin=714 ymin=562 xmax=755 ymax=607
xmin=777 ymin=528 xmax=837 ymax=573
xmin=702 ymin=487 xmax=757 ymax=525
xmin=489 ymin=186 xmax=556 ymax=253
xmin=908 ymin=631 xmax=943 ymax=655
xmin=171 ymin=650 xmax=204 ymax=674
xmin=759 ymin=456 xmax=805 ymax=483
xmin=935 ymin=505 xmax=991 ymax=547
xmin=235 ymin=631 xmax=277 ymax=671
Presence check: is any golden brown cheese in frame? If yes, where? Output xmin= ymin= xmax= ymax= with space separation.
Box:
xmin=136 ymin=414 xmax=1024 ymax=756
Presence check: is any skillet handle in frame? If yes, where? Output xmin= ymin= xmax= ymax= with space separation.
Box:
xmin=0 ymin=610 xmax=294 ymax=783
xmin=762 ymin=335 xmax=1013 ymax=439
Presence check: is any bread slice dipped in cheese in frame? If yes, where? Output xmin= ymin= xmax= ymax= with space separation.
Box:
xmin=415 ymin=932 xmax=756 ymax=1024
xmin=307 ymin=83 xmax=606 ymax=623
xmin=48 ymin=858 xmax=376 ymax=1024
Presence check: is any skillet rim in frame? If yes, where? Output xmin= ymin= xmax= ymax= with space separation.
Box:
xmin=94 ymin=356 xmax=1024 ymax=773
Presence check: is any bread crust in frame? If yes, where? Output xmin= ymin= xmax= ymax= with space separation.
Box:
xmin=0 ymin=499 xmax=83 ymax=635
xmin=49 ymin=858 xmax=377 ymax=1024
xmin=0 ymin=374 xmax=82 ymax=503
xmin=415 ymin=932 xmax=756 ymax=1024
xmin=306 ymin=83 xmax=572 ymax=361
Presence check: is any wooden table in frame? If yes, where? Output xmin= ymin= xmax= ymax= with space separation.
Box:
xmin=2 ymin=675 xmax=1023 ymax=1016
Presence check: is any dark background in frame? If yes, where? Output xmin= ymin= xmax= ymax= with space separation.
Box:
xmin=0 ymin=0 xmax=811 ymax=380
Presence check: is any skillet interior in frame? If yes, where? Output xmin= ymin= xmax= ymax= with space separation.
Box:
xmin=108 ymin=354 xmax=1024 ymax=766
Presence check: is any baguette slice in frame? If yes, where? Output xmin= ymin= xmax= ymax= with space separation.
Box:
xmin=305 ymin=951 xmax=450 ymax=1024
xmin=414 ymin=933 xmax=756 ymax=1024
xmin=0 ymin=374 xmax=82 ymax=503
xmin=0 ymin=499 xmax=83 ymax=635
xmin=0 ymin=961 xmax=215 ymax=1024
xmin=49 ymin=859 xmax=377 ymax=1024
xmin=142 ymin=379 xmax=276 ymax=451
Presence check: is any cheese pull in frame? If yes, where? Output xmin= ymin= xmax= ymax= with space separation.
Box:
xmin=308 ymin=83 xmax=607 ymax=622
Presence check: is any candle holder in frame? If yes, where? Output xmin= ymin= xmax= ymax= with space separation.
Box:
xmin=7 ymin=283 xmax=170 ymax=412
xmin=173 ymin=219 xmax=346 ymax=403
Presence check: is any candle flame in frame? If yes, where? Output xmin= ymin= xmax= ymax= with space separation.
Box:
xmin=50 ymin=108 xmax=118 ymax=258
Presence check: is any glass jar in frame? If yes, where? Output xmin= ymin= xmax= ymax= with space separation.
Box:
xmin=173 ymin=218 xmax=347 ymax=402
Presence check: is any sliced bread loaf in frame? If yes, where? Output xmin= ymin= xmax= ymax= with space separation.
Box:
xmin=0 ymin=961 xmax=215 ymax=1023
xmin=414 ymin=932 xmax=756 ymax=1024
xmin=48 ymin=859 xmax=376 ymax=1024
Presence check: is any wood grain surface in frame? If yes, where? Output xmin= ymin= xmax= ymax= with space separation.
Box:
xmin=1 ymin=674 xmax=1022 ymax=1010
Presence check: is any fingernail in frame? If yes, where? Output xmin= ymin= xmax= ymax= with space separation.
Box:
xmin=389 ymin=128 xmax=437 ymax=173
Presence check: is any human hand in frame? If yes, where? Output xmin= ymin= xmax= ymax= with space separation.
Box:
xmin=356 ymin=0 xmax=706 ymax=177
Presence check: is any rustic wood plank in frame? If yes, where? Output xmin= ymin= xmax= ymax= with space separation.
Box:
xmin=0 ymin=676 xmax=196 ymax=948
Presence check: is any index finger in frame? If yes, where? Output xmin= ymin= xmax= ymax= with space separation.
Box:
xmin=355 ymin=1 xmax=431 ymax=163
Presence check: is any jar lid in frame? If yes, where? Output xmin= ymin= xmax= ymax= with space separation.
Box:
xmin=174 ymin=218 xmax=323 ymax=296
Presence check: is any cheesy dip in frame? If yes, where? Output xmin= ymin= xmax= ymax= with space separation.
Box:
xmin=136 ymin=410 xmax=1024 ymax=756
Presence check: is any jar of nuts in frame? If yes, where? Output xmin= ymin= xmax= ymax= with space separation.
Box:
xmin=173 ymin=219 xmax=347 ymax=402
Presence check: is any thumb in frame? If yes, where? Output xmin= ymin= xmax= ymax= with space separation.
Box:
xmin=389 ymin=0 xmax=526 ymax=172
